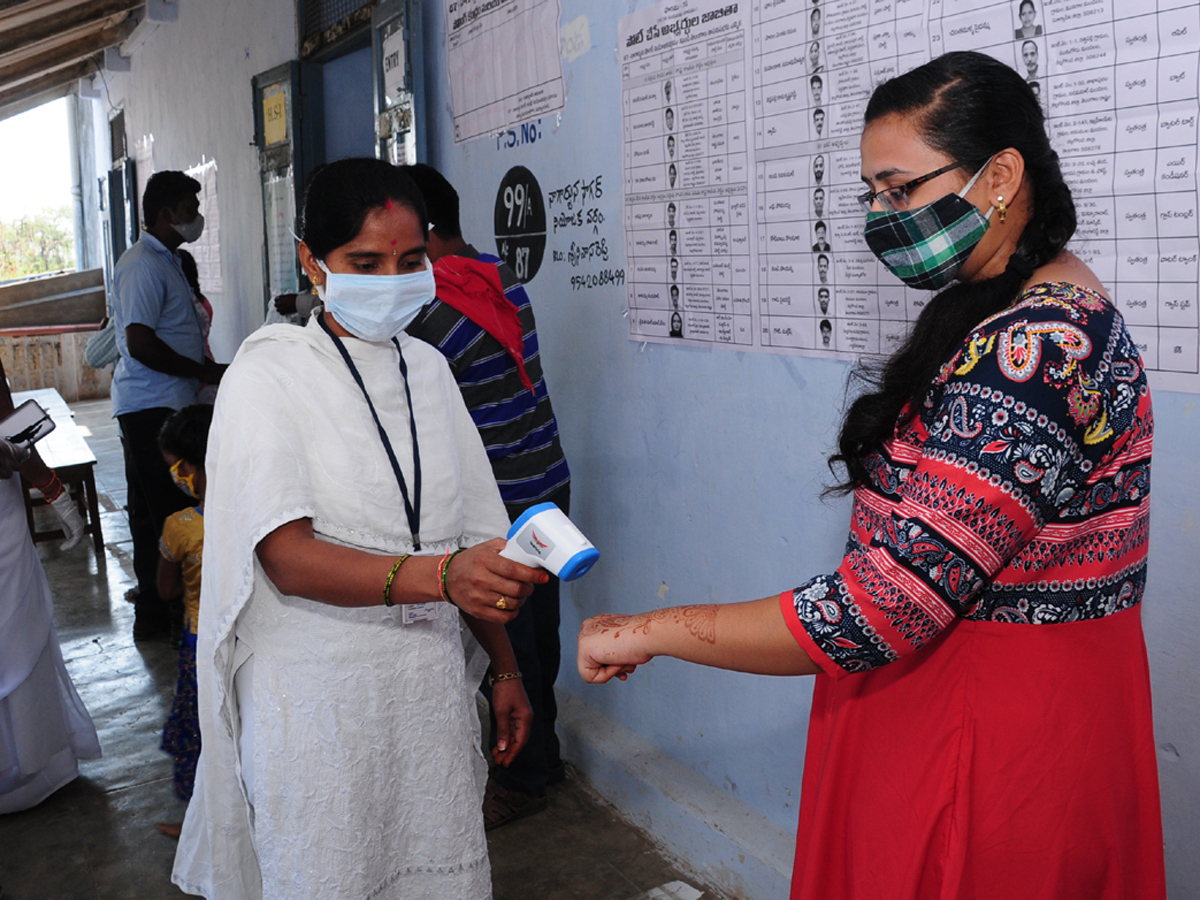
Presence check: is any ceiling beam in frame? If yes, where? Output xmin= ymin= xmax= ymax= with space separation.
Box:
xmin=0 ymin=0 xmax=141 ymax=56
xmin=0 ymin=78 xmax=70 ymax=123
xmin=0 ymin=18 xmax=134 ymax=91
xmin=0 ymin=0 xmax=65 ymax=19
xmin=0 ymin=0 xmax=119 ymax=30
xmin=0 ymin=54 xmax=94 ymax=109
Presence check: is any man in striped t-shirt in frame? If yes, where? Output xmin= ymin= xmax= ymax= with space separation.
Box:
xmin=403 ymin=164 xmax=571 ymax=829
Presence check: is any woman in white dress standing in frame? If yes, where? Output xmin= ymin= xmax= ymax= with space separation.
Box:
xmin=174 ymin=159 xmax=546 ymax=900
xmin=0 ymin=364 xmax=101 ymax=815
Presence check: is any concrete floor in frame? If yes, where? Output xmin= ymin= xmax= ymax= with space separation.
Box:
xmin=0 ymin=398 xmax=721 ymax=900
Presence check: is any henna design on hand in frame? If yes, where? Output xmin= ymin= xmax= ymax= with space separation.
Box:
xmin=679 ymin=605 xmax=717 ymax=644
xmin=580 ymin=605 xmax=717 ymax=644
xmin=579 ymin=614 xmax=637 ymax=637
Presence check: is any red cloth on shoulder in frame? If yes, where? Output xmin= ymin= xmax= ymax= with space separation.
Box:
xmin=431 ymin=255 xmax=534 ymax=395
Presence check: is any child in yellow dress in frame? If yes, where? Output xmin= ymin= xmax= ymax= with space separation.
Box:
xmin=155 ymin=405 xmax=212 ymax=833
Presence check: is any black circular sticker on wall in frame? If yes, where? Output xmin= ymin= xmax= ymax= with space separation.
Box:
xmin=493 ymin=166 xmax=546 ymax=283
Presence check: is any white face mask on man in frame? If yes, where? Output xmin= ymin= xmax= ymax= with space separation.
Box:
xmin=172 ymin=212 xmax=205 ymax=243
xmin=315 ymin=258 xmax=436 ymax=342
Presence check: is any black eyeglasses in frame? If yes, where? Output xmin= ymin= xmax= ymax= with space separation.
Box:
xmin=857 ymin=160 xmax=976 ymax=213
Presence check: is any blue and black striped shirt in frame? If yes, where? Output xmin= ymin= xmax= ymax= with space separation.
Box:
xmin=407 ymin=247 xmax=570 ymax=517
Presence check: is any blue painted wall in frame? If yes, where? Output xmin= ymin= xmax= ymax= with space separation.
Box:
xmin=322 ymin=45 xmax=376 ymax=163
xmin=420 ymin=2 xmax=1200 ymax=896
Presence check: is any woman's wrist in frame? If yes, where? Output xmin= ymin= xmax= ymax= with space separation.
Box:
xmin=483 ymin=636 xmax=519 ymax=676
xmin=627 ymin=624 xmax=657 ymax=663
xmin=366 ymin=554 xmax=442 ymax=607
xmin=33 ymin=470 xmax=64 ymax=502
xmin=381 ymin=554 xmax=410 ymax=607
xmin=582 ymin=612 xmax=660 ymax=663
xmin=438 ymin=548 xmax=465 ymax=606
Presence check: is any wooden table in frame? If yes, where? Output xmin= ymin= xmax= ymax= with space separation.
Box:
xmin=13 ymin=387 xmax=105 ymax=555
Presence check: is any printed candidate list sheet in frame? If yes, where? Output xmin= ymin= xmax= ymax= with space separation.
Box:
xmin=618 ymin=0 xmax=1200 ymax=394
xmin=621 ymin=1 xmax=754 ymax=347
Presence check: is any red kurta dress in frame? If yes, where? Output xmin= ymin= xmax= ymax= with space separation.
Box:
xmin=780 ymin=283 xmax=1165 ymax=899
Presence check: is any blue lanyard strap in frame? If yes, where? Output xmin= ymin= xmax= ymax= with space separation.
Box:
xmin=318 ymin=312 xmax=423 ymax=550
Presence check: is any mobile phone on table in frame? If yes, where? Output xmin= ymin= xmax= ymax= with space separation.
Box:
xmin=1 ymin=399 xmax=56 ymax=448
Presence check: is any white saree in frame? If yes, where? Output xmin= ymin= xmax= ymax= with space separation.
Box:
xmin=173 ymin=318 xmax=509 ymax=900
xmin=0 ymin=476 xmax=101 ymax=814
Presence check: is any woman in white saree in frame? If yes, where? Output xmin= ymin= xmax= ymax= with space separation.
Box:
xmin=174 ymin=159 xmax=545 ymax=900
xmin=0 ymin=432 xmax=100 ymax=816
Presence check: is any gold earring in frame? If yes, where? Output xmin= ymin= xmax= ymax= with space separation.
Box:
xmin=997 ymin=196 xmax=1007 ymax=223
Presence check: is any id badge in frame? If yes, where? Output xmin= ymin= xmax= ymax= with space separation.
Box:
xmin=400 ymin=602 xmax=438 ymax=625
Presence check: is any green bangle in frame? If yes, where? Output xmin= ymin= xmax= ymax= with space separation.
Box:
xmin=440 ymin=548 xmax=466 ymax=607
xmin=383 ymin=554 xmax=410 ymax=607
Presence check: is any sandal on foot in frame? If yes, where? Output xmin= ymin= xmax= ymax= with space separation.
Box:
xmin=482 ymin=776 xmax=546 ymax=831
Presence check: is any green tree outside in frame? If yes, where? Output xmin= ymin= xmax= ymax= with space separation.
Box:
xmin=0 ymin=206 xmax=75 ymax=281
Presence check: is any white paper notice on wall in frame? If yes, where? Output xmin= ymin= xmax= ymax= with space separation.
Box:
xmin=382 ymin=24 xmax=407 ymax=104
xmin=184 ymin=159 xmax=223 ymax=296
xmin=445 ymin=0 xmax=566 ymax=144
xmin=619 ymin=0 xmax=1200 ymax=394
xmin=264 ymin=171 xmax=298 ymax=299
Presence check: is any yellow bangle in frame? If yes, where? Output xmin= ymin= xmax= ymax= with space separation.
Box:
xmin=382 ymin=554 xmax=410 ymax=607
xmin=488 ymin=670 xmax=523 ymax=686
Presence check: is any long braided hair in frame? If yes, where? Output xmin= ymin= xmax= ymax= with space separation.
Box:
xmin=828 ymin=51 xmax=1077 ymax=494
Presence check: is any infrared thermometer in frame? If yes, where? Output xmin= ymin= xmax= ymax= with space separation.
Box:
xmin=499 ymin=502 xmax=599 ymax=581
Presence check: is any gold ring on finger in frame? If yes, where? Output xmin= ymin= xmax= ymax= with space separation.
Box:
xmin=496 ymin=596 xmax=509 ymax=610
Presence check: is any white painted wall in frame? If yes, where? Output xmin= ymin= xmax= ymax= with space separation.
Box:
xmin=419 ymin=2 xmax=1200 ymax=898
xmin=93 ymin=0 xmax=299 ymax=363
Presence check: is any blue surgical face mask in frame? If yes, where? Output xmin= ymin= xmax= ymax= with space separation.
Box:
xmin=315 ymin=258 xmax=435 ymax=342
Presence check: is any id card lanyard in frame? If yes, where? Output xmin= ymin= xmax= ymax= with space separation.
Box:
xmin=318 ymin=312 xmax=423 ymax=551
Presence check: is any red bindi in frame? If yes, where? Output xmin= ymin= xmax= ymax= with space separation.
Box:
xmin=391 ymin=239 xmax=397 ymax=245
xmin=385 ymin=199 xmax=393 ymax=210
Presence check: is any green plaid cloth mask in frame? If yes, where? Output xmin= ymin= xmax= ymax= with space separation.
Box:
xmin=863 ymin=166 xmax=993 ymax=291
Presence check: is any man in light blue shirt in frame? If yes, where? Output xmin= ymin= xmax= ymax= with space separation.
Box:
xmin=111 ymin=170 xmax=225 ymax=639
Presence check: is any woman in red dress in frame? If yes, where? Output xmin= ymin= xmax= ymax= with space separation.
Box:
xmin=577 ymin=51 xmax=1165 ymax=900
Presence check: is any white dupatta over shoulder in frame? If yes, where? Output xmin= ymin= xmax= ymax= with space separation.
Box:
xmin=173 ymin=317 xmax=509 ymax=900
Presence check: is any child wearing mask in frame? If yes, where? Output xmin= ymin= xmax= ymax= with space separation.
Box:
xmin=155 ymin=404 xmax=213 ymax=835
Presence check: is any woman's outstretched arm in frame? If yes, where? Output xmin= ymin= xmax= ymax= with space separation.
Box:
xmin=577 ymin=595 xmax=821 ymax=683
xmin=256 ymin=519 xmax=545 ymax=624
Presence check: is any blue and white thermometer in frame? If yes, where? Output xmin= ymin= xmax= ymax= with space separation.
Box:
xmin=499 ymin=502 xmax=599 ymax=581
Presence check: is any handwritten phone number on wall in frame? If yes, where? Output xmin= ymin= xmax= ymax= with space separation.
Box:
xmin=571 ymin=269 xmax=627 ymax=290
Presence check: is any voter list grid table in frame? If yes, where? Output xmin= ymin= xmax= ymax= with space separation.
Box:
xmin=932 ymin=0 xmax=1200 ymax=377
xmin=748 ymin=0 xmax=1198 ymax=377
xmin=623 ymin=19 xmax=755 ymax=345
xmin=620 ymin=0 xmax=1199 ymax=389
xmin=752 ymin=0 xmax=935 ymax=355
